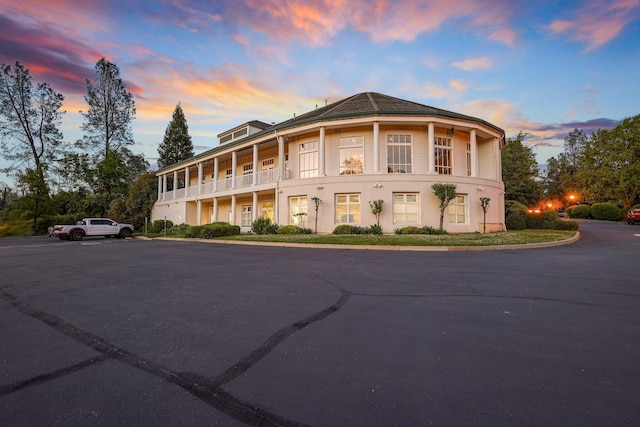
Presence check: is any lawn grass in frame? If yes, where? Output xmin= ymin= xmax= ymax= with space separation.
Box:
xmin=184 ymin=229 xmax=577 ymax=247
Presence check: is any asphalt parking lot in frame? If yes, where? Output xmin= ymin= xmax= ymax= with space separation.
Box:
xmin=1 ymin=221 xmax=639 ymax=426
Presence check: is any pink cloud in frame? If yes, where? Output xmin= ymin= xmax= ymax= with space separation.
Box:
xmin=547 ymin=0 xmax=640 ymax=50
xmin=234 ymin=0 xmax=517 ymax=46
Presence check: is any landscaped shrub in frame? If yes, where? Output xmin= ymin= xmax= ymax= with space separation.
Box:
xmin=568 ymin=205 xmax=591 ymax=219
xmin=165 ymin=223 xmax=189 ymax=235
xmin=185 ymin=223 xmax=240 ymax=238
xmin=369 ymin=224 xmax=383 ymax=235
xmin=185 ymin=225 xmax=204 ymax=238
xmin=277 ymin=225 xmax=311 ymax=234
xmin=505 ymin=200 xmax=528 ymax=230
xmin=251 ymin=217 xmax=279 ymax=234
xmin=151 ymin=219 xmax=173 ymax=233
xmin=394 ymin=225 xmax=447 ymax=235
xmin=526 ymin=210 xmax=579 ymax=231
xmin=200 ymin=223 xmax=241 ymax=238
xmin=590 ymin=203 xmax=623 ymax=221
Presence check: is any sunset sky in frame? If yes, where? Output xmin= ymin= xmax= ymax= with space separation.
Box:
xmin=1 ymin=0 xmax=639 ymax=185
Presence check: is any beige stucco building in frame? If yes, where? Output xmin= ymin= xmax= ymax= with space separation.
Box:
xmin=152 ymin=92 xmax=505 ymax=234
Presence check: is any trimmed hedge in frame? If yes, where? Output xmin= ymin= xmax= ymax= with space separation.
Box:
xmin=567 ymin=205 xmax=590 ymax=219
xmin=505 ymin=200 xmax=528 ymax=230
xmin=277 ymin=225 xmax=312 ymax=234
xmin=185 ymin=223 xmax=240 ymax=238
xmin=590 ymin=203 xmax=623 ymax=221
xmin=394 ymin=225 xmax=447 ymax=235
xmin=332 ymin=224 xmax=385 ymax=235
xmin=526 ymin=210 xmax=579 ymax=231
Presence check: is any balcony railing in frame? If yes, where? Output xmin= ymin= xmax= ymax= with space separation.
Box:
xmin=163 ymin=169 xmax=284 ymax=200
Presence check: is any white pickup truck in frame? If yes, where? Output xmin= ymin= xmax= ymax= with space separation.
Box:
xmin=53 ymin=218 xmax=134 ymax=241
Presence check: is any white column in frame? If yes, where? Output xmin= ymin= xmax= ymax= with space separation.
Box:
xmin=373 ymin=121 xmax=380 ymax=173
xmin=230 ymin=195 xmax=236 ymax=225
xmin=231 ymin=151 xmax=237 ymax=189
xmin=196 ymin=200 xmax=201 ymax=225
xmin=184 ymin=166 xmax=190 ymax=197
xmin=197 ymin=162 xmax=203 ymax=195
xmin=252 ymin=144 xmax=259 ymax=186
xmin=172 ymin=171 xmax=178 ymax=199
xmin=213 ymin=158 xmax=219 ymax=192
xmin=319 ymin=127 xmax=325 ymax=176
xmin=252 ymin=192 xmax=258 ymax=220
xmin=470 ymin=129 xmax=478 ymax=177
xmin=428 ymin=123 xmax=435 ymax=174
xmin=162 ymin=175 xmax=167 ymax=201
xmin=157 ymin=175 xmax=162 ymax=201
xmin=494 ymin=137 xmax=501 ymax=179
xmin=278 ymin=136 xmax=285 ymax=180
xmin=213 ymin=197 xmax=218 ymax=222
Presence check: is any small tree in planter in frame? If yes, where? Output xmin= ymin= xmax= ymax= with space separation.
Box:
xmin=480 ymin=197 xmax=491 ymax=233
xmin=293 ymin=212 xmax=307 ymax=227
xmin=311 ymin=196 xmax=323 ymax=233
xmin=369 ymin=199 xmax=384 ymax=226
xmin=431 ymin=183 xmax=457 ymax=231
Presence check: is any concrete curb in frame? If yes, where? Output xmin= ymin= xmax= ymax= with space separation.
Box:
xmin=136 ymin=231 xmax=580 ymax=252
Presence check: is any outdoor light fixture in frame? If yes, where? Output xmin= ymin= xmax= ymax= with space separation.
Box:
xmin=477 ymin=186 xmax=484 ymax=191
xmin=317 ymin=185 xmax=324 ymax=189
xmin=374 ymin=183 xmax=382 ymax=188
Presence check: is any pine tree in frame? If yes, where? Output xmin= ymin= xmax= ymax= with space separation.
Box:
xmin=157 ymin=104 xmax=194 ymax=168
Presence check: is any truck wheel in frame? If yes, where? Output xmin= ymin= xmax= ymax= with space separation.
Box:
xmin=119 ymin=228 xmax=133 ymax=238
xmin=70 ymin=230 xmax=84 ymax=241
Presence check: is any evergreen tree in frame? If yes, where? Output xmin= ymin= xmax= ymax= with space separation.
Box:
xmin=81 ymin=58 xmax=136 ymax=157
xmin=157 ymin=104 xmax=194 ymax=168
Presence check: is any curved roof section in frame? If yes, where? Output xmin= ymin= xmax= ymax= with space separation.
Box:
xmin=158 ymin=92 xmax=504 ymax=173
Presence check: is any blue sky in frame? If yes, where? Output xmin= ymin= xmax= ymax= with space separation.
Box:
xmin=1 ymin=0 xmax=639 ymax=186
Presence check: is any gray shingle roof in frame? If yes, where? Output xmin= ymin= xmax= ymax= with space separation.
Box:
xmin=157 ymin=92 xmax=503 ymax=172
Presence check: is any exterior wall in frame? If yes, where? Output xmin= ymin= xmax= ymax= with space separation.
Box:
xmin=152 ymin=115 xmax=505 ymax=233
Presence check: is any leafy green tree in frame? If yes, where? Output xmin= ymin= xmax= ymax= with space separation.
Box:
xmin=431 ymin=183 xmax=457 ymax=231
xmin=124 ymin=172 xmax=157 ymax=229
xmin=80 ymin=58 xmax=135 ymax=157
xmin=501 ymin=132 xmax=543 ymax=206
xmin=369 ymin=199 xmax=383 ymax=226
xmin=576 ymin=116 xmax=640 ymax=208
xmin=15 ymin=165 xmax=53 ymax=233
xmin=157 ymin=104 xmax=194 ymax=168
xmin=0 ymin=61 xmax=66 ymax=189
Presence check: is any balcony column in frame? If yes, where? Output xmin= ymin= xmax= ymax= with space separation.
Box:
xmin=470 ymin=129 xmax=478 ymax=177
xmin=196 ymin=200 xmax=202 ymax=225
xmin=277 ymin=136 xmax=284 ymax=179
xmin=213 ymin=158 xmax=219 ymax=192
xmin=184 ymin=166 xmax=190 ymax=197
xmin=230 ymin=194 xmax=236 ymax=225
xmin=252 ymin=144 xmax=259 ymax=186
xmin=231 ymin=151 xmax=237 ymax=189
xmin=172 ymin=171 xmax=178 ymax=199
xmin=373 ymin=121 xmax=380 ymax=173
xmin=319 ymin=127 xmax=326 ymax=176
xmin=428 ymin=123 xmax=435 ymax=174
xmin=253 ymin=191 xmax=258 ymax=221
xmin=157 ymin=175 xmax=162 ymax=201
xmin=213 ymin=197 xmax=218 ymax=222
xmin=197 ymin=162 xmax=203 ymax=194
xmin=162 ymin=175 xmax=167 ymax=201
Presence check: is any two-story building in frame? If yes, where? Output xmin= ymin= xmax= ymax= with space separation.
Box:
xmin=152 ymin=92 xmax=505 ymax=233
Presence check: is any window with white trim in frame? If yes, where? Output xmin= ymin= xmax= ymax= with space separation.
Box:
xmin=393 ymin=193 xmax=419 ymax=224
xmin=261 ymin=201 xmax=274 ymax=221
xmin=289 ymin=196 xmax=308 ymax=226
xmin=434 ymin=137 xmax=452 ymax=175
xmin=448 ymin=194 xmax=467 ymax=224
xmin=335 ymin=193 xmax=360 ymax=224
xmin=299 ymin=141 xmax=318 ymax=178
xmin=241 ymin=205 xmax=253 ymax=227
xmin=387 ymin=134 xmax=412 ymax=173
xmin=339 ymin=136 xmax=364 ymax=175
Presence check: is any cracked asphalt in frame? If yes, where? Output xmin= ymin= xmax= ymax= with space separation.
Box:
xmin=1 ymin=221 xmax=639 ymax=426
